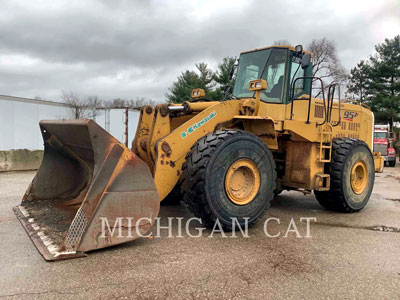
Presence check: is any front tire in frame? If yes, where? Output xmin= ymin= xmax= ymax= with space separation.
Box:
xmin=181 ymin=130 xmax=276 ymax=230
xmin=161 ymin=185 xmax=182 ymax=205
xmin=315 ymin=138 xmax=374 ymax=212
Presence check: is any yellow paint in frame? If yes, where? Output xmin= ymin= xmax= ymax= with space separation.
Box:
xmin=248 ymin=79 xmax=267 ymax=91
xmin=350 ymin=160 xmax=368 ymax=194
xmin=373 ymin=152 xmax=384 ymax=173
xmin=154 ymin=101 xmax=241 ymax=200
xmin=133 ymin=91 xmax=375 ymax=200
xmin=184 ymin=101 xmax=220 ymax=113
xmin=130 ymin=45 xmax=377 ymax=200
xmin=191 ymin=88 xmax=205 ymax=99
xmin=282 ymin=141 xmax=325 ymax=190
xmin=132 ymin=106 xmax=154 ymax=165
xmin=224 ymin=158 xmax=261 ymax=205
xmin=149 ymin=104 xmax=170 ymax=161
xmin=241 ymin=45 xmax=313 ymax=57
xmin=235 ymin=116 xmax=278 ymax=150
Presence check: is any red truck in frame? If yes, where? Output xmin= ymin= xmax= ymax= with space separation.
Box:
xmin=374 ymin=124 xmax=396 ymax=167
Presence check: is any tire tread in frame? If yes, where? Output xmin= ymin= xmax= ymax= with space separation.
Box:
xmin=181 ymin=130 xmax=276 ymax=229
xmin=315 ymin=138 xmax=373 ymax=212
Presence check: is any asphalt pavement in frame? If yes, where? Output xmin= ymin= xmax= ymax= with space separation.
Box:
xmin=0 ymin=165 xmax=399 ymax=299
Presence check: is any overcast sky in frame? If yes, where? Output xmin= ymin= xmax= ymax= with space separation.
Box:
xmin=0 ymin=0 xmax=399 ymax=103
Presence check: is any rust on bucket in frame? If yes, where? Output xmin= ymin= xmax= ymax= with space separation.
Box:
xmin=14 ymin=119 xmax=160 ymax=261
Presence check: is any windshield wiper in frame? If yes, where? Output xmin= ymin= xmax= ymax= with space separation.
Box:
xmin=252 ymin=52 xmax=272 ymax=98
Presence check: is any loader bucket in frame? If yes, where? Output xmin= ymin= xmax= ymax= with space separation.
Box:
xmin=13 ymin=119 xmax=160 ymax=261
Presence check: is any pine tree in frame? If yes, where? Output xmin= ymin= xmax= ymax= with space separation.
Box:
xmin=367 ymin=35 xmax=400 ymax=128
xmin=165 ymin=63 xmax=214 ymax=104
xmin=212 ymin=57 xmax=236 ymax=100
xmin=166 ymin=58 xmax=235 ymax=103
xmin=347 ymin=60 xmax=370 ymax=102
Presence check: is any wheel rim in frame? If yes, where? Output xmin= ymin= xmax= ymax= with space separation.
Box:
xmin=350 ymin=160 xmax=368 ymax=195
xmin=225 ymin=158 xmax=260 ymax=205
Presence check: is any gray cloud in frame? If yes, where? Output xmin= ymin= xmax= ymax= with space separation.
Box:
xmin=0 ymin=0 xmax=398 ymax=101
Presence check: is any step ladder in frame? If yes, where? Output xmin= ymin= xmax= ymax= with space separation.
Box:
xmin=315 ymin=123 xmax=333 ymax=191
xmin=318 ymin=123 xmax=333 ymax=163
xmin=315 ymin=173 xmax=330 ymax=191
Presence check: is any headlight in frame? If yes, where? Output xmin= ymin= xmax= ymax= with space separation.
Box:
xmin=248 ymin=79 xmax=267 ymax=91
xmin=191 ymin=88 xmax=205 ymax=99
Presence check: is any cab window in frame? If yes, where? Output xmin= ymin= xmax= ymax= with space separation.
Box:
xmin=289 ymin=57 xmax=305 ymax=101
xmin=259 ymin=49 xmax=287 ymax=103
xmin=232 ymin=48 xmax=288 ymax=103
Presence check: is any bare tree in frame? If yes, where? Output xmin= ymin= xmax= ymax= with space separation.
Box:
xmin=86 ymin=95 xmax=103 ymax=109
xmin=108 ymin=98 xmax=127 ymax=108
xmin=61 ymin=91 xmax=104 ymax=119
xmin=62 ymin=91 xmax=158 ymax=118
xmin=103 ymin=97 xmax=156 ymax=110
xmin=273 ymin=40 xmax=292 ymax=46
xmin=128 ymin=97 xmax=155 ymax=109
xmin=307 ymin=38 xmax=347 ymax=97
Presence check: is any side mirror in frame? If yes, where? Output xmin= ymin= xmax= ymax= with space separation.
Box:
xmin=229 ymin=65 xmax=237 ymax=80
xmin=223 ymin=85 xmax=231 ymax=93
xmin=295 ymin=45 xmax=303 ymax=53
xmin=229 ymin=68 xmax=234 ymax=80
xmin=301 ymin=54 xmax=311 ymax=69
xmin=229 ymin=60 xmax=239 ymax=80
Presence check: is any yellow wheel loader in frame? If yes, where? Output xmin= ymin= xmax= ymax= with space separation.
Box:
xmin=14 ymin=45 xmax=383 ymax=260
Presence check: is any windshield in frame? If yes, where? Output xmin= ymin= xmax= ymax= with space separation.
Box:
xmin=233 ymin=48 xmax=287 ymax=103
xmin=374 ymin=132 xmax=387 ymax=139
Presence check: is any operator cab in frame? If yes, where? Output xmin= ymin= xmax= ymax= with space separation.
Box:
xmin=232 ymin=46 xmax=313 ymax=104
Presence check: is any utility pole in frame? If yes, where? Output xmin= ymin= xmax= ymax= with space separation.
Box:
xmin=125 ymin=108 xmax=129 ymax=147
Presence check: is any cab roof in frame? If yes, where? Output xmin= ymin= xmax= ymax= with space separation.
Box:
xmin=240 ymin=45 xmax=313 ymax=57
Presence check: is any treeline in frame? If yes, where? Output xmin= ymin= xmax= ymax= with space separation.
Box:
xmin=60 ymin=92 xmax=155 ymax=119
xmin=166 ymin=38 xmax=347 ymax=102
xmin=55 ymin=36 xmax=399 ymax=127
xmin=166 ymin=36 xmax=400 ymax=129
xmin=347 ymin=35 xmax=400 ymax=128
xmin=166 ymin=58 xmax=237 ymax=103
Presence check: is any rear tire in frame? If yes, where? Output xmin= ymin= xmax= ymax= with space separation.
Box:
xmin=181 ymin=130 xmax=276 ymax=230
xmin=315 ymin=138 xmax=374 ymax=212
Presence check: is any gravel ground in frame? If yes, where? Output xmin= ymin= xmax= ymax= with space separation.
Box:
xmin=0 ymin=166 xmax=400 ymax=299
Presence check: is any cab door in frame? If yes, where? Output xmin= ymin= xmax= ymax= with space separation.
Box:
xmin=285 ymin=53 xmax=307 ymax=121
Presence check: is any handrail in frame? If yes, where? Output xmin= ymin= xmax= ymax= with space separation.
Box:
xmin=289 ymin=76 xmax=327 ymax=126
xmin=327 ymin=83 xmax=341 ymax=127
xmin=327 ymin=84 xmax=334 ymax=122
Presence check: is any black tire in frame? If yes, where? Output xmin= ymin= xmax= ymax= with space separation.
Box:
xmin=314 ymin=138 xmax=374 ymax=212
xmin=161 ymin=185 xmax=182 ymax=206
xmin=388 ymin=160 xmax=396 ymax=167
xmin=181 ymin=130 xmax=276 ymax=230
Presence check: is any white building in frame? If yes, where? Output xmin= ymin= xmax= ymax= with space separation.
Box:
xmin=0 ymin=95 xmax=140 ymax=151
